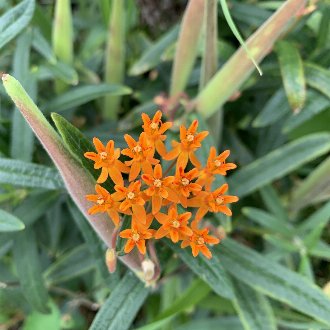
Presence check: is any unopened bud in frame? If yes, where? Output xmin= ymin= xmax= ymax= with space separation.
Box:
xmin=142 ymin=259 xmax=155 ymax=282
xmin=105 ymin=248 xmax=117 ymax=273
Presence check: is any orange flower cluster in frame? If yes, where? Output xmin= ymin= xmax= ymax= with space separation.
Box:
xmin=85 ymin=111 xmax=238 ymax=259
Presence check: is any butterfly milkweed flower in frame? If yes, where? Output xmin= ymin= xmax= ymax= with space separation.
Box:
xmin=84 ymin=138 xmax=129 ymax=185
xmin=85 ymin=111 xmax=238 ymax=258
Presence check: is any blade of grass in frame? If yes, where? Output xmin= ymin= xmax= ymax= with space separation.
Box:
xmin=195 ymin=0 xmax=307 ymax=118
xmin=170 ymin=0 xmax=205 ymax=96
xmin=104 ymin=0 xmax=126 ymax=119
xmin=219 ymin=0 xmax=262 ymax=75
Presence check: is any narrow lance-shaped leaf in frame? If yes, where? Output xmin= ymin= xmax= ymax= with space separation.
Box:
xmin=0 ymin=209 xmax=25 ymax=232
xmin=228 ymin=133 xmax=330 ymax=198
xmin=90 ymin=272 xmax=149 ymax=330
xmin=305 ymin=62 xmax=330 ymax=99
xmin=232 ymin=278 xmax=276 ymax=330
xmin=291 ymin=156 xmax=330 ymax=212
xmin=219 ymin=238 xmax=330 ymax=326
xmin=195 ymin=0 xmax=307 ymax=118
xmin=0 ymin=0 xmax=35 ymax=49
xmin=170 ymin=0 xmax=205 ymax=96
xmin=1 ymin=74 xmax=143 ymax=276
xmin=275 ymin=40 xmax=306 ymax=113
xmin=104 ymin=0 xmax=126 ymax=119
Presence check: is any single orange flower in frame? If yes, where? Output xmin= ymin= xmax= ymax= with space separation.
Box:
xmin=170 ymin=166 xmax=202 ymax=207
xmin=164 ymin=120 xmax=208 ymax=169
xmin=142 ymin=110 xmax=172 ymax=156
xmin=84 ymin=138 xmax=129 ymax=185
xmin=86 ymin=185 xmax=122 ymax=226
xmin=121 ymin=132 xmax=159 ymax=181
xmin=119 ymin=222 xmax=154 ymax=254
xmin=197 ymin=147 xmax=237 ymax=189
xmin=141 ymin=164 xmax=177 ymax=214
xmin=112 ymin=181 xmax=146 ymax=223
xmin=154 ymin=206 xmax=192 ymax=243
xmin=188 ymin=183 xmax=239 ymax=221
xmin=181 ymin=226 xmax=220 ymax=258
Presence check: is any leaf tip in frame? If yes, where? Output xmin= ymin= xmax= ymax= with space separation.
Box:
xmin=1 ymin=73 xmax=9 ymax=82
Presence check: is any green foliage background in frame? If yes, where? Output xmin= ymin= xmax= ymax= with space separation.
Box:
xmin=0 ymin=0 xmax=329 ymax=329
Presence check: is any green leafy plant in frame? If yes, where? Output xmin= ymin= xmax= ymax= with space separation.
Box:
xmin=0 ymin=0 xmax=329 ymax=329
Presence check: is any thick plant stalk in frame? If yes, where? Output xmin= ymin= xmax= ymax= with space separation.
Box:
xmin=170 ymin=0 xmax=205 ymax=96
xmin=1 ymin=74 xmax=144 ymax=278
xmin=52 ymin=0 xmax=74 ymax=92
xmin=195 ymin=0 xmax=308 ymax=118
xmin=104 ymin=0 xmax=126 ymax=119
xmin=200 ymin=0 xmax=223 ymax=146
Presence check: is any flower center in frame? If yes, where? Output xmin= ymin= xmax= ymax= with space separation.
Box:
xmin=172 ymin=220 xmax=180 ymax=228
xmin=181 ymin=178 xmax=189 ymax=186
xmin=214 ymin=159 xmax=222 ymax=167
xmin=150 ymin=122 xmax=158 ymax=130
xmin=197 ymin=237 xmax=205 ymax=245
xmin=132 ymin=233 xmax=140 ymax=241
xmin=186 ymin=134 xmax=194 ymax=142
xmin=133 ymin=145 xmax=142 ymax=153
xmin=216 ymin=196 xmax=224 ymax=205
xmin=100 ymin=152 xmax=108 ymax=160
xmin=153 ymin=179 xmax=162 ymax=187
xmin=97 ymin=197 xmax=105 ymax=205
xmin=127 ymin=192 xmax=135 ymax=200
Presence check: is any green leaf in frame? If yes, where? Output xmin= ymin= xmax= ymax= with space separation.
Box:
xmin=68 ymin=202 xmax=117 ymax=287
xmin=0 ymin=0 xmax=35 ymax=49
xmin=43 ymin=84 xmax=131 ymax=113
xmin=283 ymin=90 xmax=329 ymax=133
xmin=232 ymin=279 xmax=276 ymax=330
xmin=196 ymin=0 xmax=306 ymax=118
xmin=129 ymin=26 xmax=179 ymax=76
xmin=242 ymin=207 xmax=293 ymax=237
xmin=252 ymin=88 xmax=290 ymax=128
xmin=51 ymin=113 xmax=98 ymax=181
xmin=104 ymin=0 xmax=126 ymax=119
xmin=275 ymin=40 xmax=306 ymax=112
xmin=44 ymin=244 xmax=94 ymax=285
xmin=45 ymin=61 xmax=78 ymax=85
xmin=23 ymin=300 xmax=61 ymax=330
xmin=291 ymin=156 xmax=330 ymax=211
xmin=228 ymin=133 xmax=330 ymax=198
xmin=170 ymin=0 xmax=205 ymax=95
xmin=136 ymin=279 xmax=211 ymax=330
xmin=0 ymin=209 xmax=25 ymax=232
xmin=90 ymin=272 xmax=149 ymax=330
xmin=299 ymin=201 xmax=330 ymax=233
xmin=177 ymin=317 xmax=243 ymax=330
xmin=0 ymin=158 xmax=63 ymax=190
xmin=13 ymin=228 xmax=50 ymax=313
xmin=305 ymin=62 xmax=330 ymax=99
xmin=168 ymin=242 xmax=234 ymax=300
xmin=220 ymin=238 xmax=330 ymax=326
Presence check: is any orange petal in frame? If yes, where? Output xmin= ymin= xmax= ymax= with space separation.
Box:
xmin=154 ymin=212 xmax=169 ymax=224
xmin=177 ymin=152 xmax=189 ymax=169
xmin=154 ymin=164 xmax=162 ymax=179
xmin=181 ymin=239 xmax=190 ymax=248
xmin=158 ymin=121 xmax=172 ymax=134
xmin=129 ymin=162 xmax=141 ymax=181
xmin=84 ymin=152 xmax=98 ymax=160
xmin=141 ymin=174 xmax=154 ymax=186
xmin=124 ymin=240 xmax=135 ymax=253
xmin=119 ymin=229 xmax=132 ymax=238
xmin=136 ymin=240 xmax=146 ymax=254
xmin=170 ymin=230 xmax=179 ymax=243
xmin=108 ymin=167 xmax=124 ymax=186
xmin=115 ymin=160 xmax=130 ymax=173
xmin=191 ymin=243 xmax=199 ymax=257
xmin=124 ymin=134 xmax=136 ymax=149
xmin=155 ymin=140 xmax=167 ymax=157
xmin=97 ymin=167 xmax=108 ymax=183
xmin=164 ymin=146 xmax=180 ymax=160
xmin=93 ymin=137 xmax=105 ymax=152
xmin=107 ymin=209 xmax=120 ymax=227
xmin=152 ymin=195 xmax=162 ymax=214
xmin=216 ymin=205 xmax=232 ymax=216
xmin=189 ymin=152 xmax=201 ymax=168
xmin=195 ymin=207 xmax=208 ymax=221
xmin=155 ymin=226 xmax=169 ymax=239
xmin=132 ymin=204 xmax=146 ymax=223
xmin=200 ymin=245 xmax=212 ymax=259
xmin=223 ymin=195 xmax=239 ymax=203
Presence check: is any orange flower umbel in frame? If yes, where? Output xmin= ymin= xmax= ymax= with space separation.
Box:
xmin=122 ymin=132 xmax=159 ymax=181
xmin=85 ymin=111 xmax=238 ymax=258
xmin=142 ymin=110 xmax=172 ymax=156
xmin=164 ymin=119 xmax=208 ymax=169
xmin=84 ymin=138 xmax=129 ymax=185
